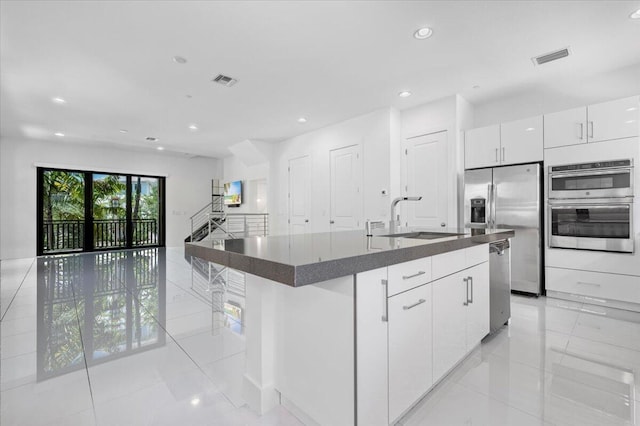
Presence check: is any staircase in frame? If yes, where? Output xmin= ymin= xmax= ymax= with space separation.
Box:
xmin=185 ymin=179 xmax=268 ymax=242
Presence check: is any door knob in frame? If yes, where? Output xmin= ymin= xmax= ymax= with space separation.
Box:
xmin=305 ymin=219 xmax=309 ymax=223
xmin=330 ymin=220 xmax=335 ymax=224
xmin=441 ymin=222 xmax=446 ymax=227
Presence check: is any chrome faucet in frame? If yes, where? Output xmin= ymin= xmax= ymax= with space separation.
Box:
xmin=389 ymin=196 xmax=422 ymax=233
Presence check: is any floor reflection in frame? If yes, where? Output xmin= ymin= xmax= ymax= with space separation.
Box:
xmin=37 ymin=249 xmax=166 ymax=381
xmin=188 ymin=255 xmax=245 ymax=336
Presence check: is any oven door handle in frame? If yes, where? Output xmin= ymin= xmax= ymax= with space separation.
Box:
xmin=550 ymin=168 xmax=632 ymax=179
xmin=550 ymin=204 xmax=630 ymax=210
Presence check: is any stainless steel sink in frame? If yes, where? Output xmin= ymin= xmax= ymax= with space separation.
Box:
xmin=379 ymin=232 xmax=464 ymax=240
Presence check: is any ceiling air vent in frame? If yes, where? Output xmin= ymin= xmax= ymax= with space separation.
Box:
xmin=532 ymin=47 xmax=570 ymax=66
xmin=212 ymin=74 xmax=238 ymax=87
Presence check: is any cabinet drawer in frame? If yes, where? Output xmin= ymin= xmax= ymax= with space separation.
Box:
xmin=432 ymin=250 xmax=466 ymax=281
xmin=466 ymin=244 xmax=489 ymax=268
xmin=546 ymin=267 xmax=640 ymax=304
xmin=388 ymin=257 xmax=432 ymax=296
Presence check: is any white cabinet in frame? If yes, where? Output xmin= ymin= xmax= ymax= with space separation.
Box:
xmin=465 ymin=117 xmax=543 ymax=169
xmin=388 ymin=283 xmax=432 ymax=422
xmin=356 ymin=245 xmax=491 ymax=424
xmin=464 ymin=124 xmax=500 ymax=169
xmin=388 ymin=257 xmax=431 ymax=296
xmin=546 ymin=267 xmax=640 ymax=305
xmin=544 ymin=96 xmax=639 ymax=148
xmin=433 ymin=262 xmax=489 ymax=380
xmin=464 ymin=263 xmax=490 ymax=348
xmin=432 ymin=270 xmax=468 ymax=380
xmin=588 ymin=96 xmax=639 ymax=143
xmin=355 ymin=268 xmax=389 ymax=426
xmin=500 ymin=116 xmax=543 ymax=164
xmin=544 ymin=106 xmax=587 ymax=148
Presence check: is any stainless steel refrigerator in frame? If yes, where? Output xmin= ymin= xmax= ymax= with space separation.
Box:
xmin=464 ymin=163 xmax=542 ymax=295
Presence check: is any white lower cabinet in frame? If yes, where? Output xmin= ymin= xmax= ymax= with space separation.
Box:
xmin=388 ymin=283 xmax=432 ymax=421
xmin=355 ymin=246 xmax=490 ymax=425
xmin=465 ymin=263 xmax=490 ymax=348
xmin=432 ymin=270 xmax=467 ymax=380
xmin=433 ymin=262 xmax=489 ymax=380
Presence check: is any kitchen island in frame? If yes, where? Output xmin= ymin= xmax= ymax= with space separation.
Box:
xmin=186 ymin=228 xmax=514 ymax=425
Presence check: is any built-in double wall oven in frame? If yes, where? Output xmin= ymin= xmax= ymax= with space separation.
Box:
xmin=548 ymin=159 xmax=634 ymax=253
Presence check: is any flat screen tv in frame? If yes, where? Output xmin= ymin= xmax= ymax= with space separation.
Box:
xmin=224 ymin=180 xmax=242 ymax=206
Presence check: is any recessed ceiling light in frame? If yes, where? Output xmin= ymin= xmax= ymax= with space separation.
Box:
xmin=54 ymin=132 xmax=64 ymax=137
xmin=630 ymin=9 xmax=640 ymax=19
xmin=625 ymin=120 xmax=636 ymax=124
xmin=119 ymin=129 xmax=128 ymax=133
xmin=146 ymin=136 xmax=159 ymax=142
xmin=413 ymin=27 xmax=433 ymax=40
xmin=52 ymin=97 xmax=66 ymax=104
xmin=190 ymin=397 xmax=201 ymax=406
xmin=172 ymin=56 xmax=187 ymax=64
xmin=157 ymin=146 xmax=165 ymax=151
xmin=188 ymin=124 xmax=198 ymax=131
xmin=626 ymin=107 xmax=637 ymax=112
xmin=297 ymin=117 xmax=307 ymax=123
xmin=398 ymin=91 xmax=412 ymax=98
xmin=525 ymin=127 xmax=535 ymax=132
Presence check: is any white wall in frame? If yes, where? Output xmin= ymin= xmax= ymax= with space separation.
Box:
xmin=0 ymin=137 xmax=221 ymax=259
xmin=473 ymin=62 xmax=640 ymax=127
xmin=400 ymin=95 xmax=462 ymax=228
xmin=456 ymin=95 xmax=475 ymax=227
xmin=222 ymin=140 xmax=272 ymax=215
xmin=269 ymin=108 xmax=393 ymax=235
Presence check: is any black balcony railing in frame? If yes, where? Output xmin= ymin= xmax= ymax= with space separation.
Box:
xmin=42 ymin=220 xmax=84 ymax=252
xmin=43 ymin=219 xmax=158 ymax=252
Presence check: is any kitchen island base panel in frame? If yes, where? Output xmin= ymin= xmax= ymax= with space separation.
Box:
xmin=244 ymin=272 xmax=355 ymax=425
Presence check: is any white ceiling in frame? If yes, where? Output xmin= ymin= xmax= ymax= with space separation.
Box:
xmin=1 ymin=1 xmax=639 ymax=158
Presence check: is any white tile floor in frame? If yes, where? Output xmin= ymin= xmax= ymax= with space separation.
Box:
xmin=1 ymin=247 xmax=639 ymax=425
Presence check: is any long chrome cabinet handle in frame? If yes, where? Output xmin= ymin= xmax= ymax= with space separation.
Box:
xmin=501 ymin=147 xmax=505 ymax=162
xmin=381 ymin=279 xmax=388 ymax=322
xmin=402 ymin=271 xmax=426 ymax=280
xmin=495 ymin=148 xmax=498 ymax=162
xmin=588 ymin=121 xmax=594 ymax=138
xmin=403 ymin=299 xmax=426 ymax=310
xmin=468 ymin=276 xmax=474 ymax=304
xmin=463 ymin=277 xmax=469 ymax=306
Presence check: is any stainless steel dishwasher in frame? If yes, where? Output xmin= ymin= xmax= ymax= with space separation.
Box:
xmin=489 ymin=239 xmax=511 ymax=334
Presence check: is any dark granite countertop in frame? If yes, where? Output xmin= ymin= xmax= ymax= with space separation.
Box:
xmin=185 ymin=227 xmax=514 ymax=287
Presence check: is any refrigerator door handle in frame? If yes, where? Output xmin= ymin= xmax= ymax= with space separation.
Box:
xmin=487 ymin=183 xmax=492 ymax=227
xmin=492 ymin=183 xmax=498 ymax=228
xmin=489 ymin=183 xmax=497 ymax=228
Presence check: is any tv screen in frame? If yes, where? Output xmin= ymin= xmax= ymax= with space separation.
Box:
xmin=224 ymin=181 xmax=242 ymax=206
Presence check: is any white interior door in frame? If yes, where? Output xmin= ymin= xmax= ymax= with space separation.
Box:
xmin=405 ymin=131 xmax=448 ymax=228
xmin=288 ymin=155 xmax=311 ymax=234
xmin=330 ymin=145 xmax=362 ymax=232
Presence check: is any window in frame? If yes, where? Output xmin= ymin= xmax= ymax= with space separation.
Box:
xmin=37 ymin=168 xmax=165 ymax=255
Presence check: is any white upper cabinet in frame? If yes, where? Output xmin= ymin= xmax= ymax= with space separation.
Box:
xmin=464 ymin=124 xmax=500 ymax=169
xmin=465 ymin=118 xmax=543 ymax=169
xmin=500 ymin=116 xmax=543 ymax=165
xmin=587 ymin=96 xmax=639 ymax=143
xmin=544 ymin=107 xmax=587 ymax=148
xmin=544 ymin=96 xmax=639 ymax=148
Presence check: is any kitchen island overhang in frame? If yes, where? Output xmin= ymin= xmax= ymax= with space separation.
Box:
xmin=185 ymin=228 xmax=514 ymax=287
xmin=185 ymin=228 xmax=514 ymax=425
